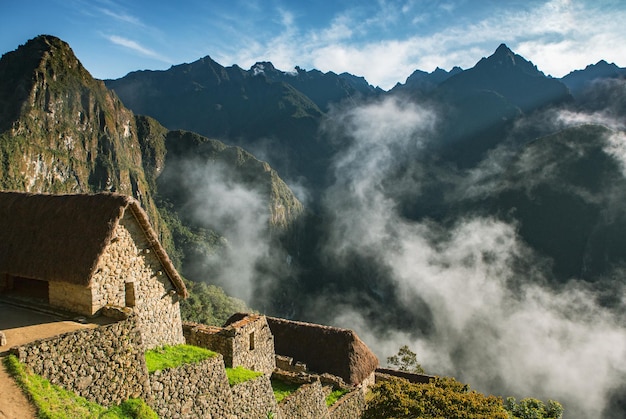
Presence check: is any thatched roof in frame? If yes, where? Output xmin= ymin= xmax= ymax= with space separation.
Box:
xmin=226 ymin=314 xmax=379 ymax=385
xmin=0 ymin=191 xmax=187 ymax=297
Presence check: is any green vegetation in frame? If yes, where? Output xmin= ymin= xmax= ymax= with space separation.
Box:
xmin=225 ymin=366 xmax=263 ymax=386
xmin=97 ymin=399 xmax=158 ymax=419
xmin=386 ymin=344 xmax=425 ymax=373
xmin=325 ymin=388 xmax=350 ymax=407
xmin=364 ymin=376 xmax=564 ymax=419
xmin=181 ymin=280 xmax=250 ymax=326
xmin=364 ymin=376 xmax=510 ymax=419
xmin=373 ymin=346 xmax=564 ymax=418
xmin=505 ymin=397 xmax=564 ymax=419
xmin=145 ymin=344 xmax=217 ymax=373
xmin=270 ymin=378 xmax=300 ymax=403
xmin=2 ymin=355 xmax=157 ymax=418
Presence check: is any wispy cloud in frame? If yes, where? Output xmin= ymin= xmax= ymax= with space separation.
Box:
xmin=107 ymin=35 xmax=170 ymax=63
xmin=98 ymin=7 xmax=144 ymax=26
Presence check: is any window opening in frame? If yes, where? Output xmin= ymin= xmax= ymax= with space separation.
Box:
xmin=125 ymin=282 xmax=136 ymax=307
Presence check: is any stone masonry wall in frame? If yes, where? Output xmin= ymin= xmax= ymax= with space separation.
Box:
xmin=148 ymin=354 xmax=235 ymax=419
xmin=328 ymin=389 xmax=366 ymax=419
xmin=375 ymin=368 xmax=434 ymax=384
xmin=230 ymin=315 xmax=276 ymax=374
xmin=231 ymin=375 xmax=280 ymax=419
xmin=183 ymin=315 xmax=276 ymax=375
xmin=278 ymin=380 xmax=329 ymax=419
xmin=183 ymin=323 xmax=234 ymax=364
xmin=91 ymin=211 xmax=184 ymax=349
xmin=12 ymin=317 xmax=151 ymax=407
xmin=48 ymin=281 xmax=93 ymax=315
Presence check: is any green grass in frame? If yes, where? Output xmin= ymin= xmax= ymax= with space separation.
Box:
xmin=326 ymin=388 xmax=350 ymax=406
xmin=271 ymin=378 xmax=301 ymax=403
xmin=145 ymin=344 xmax=217 ymax=373
xmin=99 ymin=399 xmax=158 ymax=419
xmin=2 ymin=355 xmax=157 ymax=418
xmin=225 ymin=366 xmax=263 ymax=386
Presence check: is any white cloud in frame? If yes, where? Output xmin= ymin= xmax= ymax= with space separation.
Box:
xmin=107 ymin=35 xmax=171 ymax=63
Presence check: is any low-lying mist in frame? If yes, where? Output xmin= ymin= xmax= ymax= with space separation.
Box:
xmin=159 ymin=157 xmax=293 ymax=307
xmin=313 ymin=97 xmax=626 ymax=418
xmin=163 ymin=93 xmax=626 ymax=417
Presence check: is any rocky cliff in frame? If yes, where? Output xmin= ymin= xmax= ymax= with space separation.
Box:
xmin=0 ymin=35 xmax=161 ymax=228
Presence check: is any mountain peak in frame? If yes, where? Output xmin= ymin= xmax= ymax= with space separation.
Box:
xmin=473 ymin=43 xmax=545 ymax=78
xmin=494 ymin=43 xmax=513 ymax=55
xmin=21 ymin=34 xmax=69 ymax=52
xmin=491 ymin=43 xmax=517 ymax=66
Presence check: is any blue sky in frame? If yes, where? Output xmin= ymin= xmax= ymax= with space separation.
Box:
xmin=2 ymin=0 xmax=626 ymax=89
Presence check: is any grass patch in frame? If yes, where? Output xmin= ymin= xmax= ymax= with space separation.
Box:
xmin=2 ymin=355 xmax=157 ymax=418
xmin=225 ymin=366 xmax=263 ymax=386
xmin=271 ymin=378 xmax=301 ymax=403
xmin=326 ymin=388 xmax=350 ymax=406
xmin=145 ymin=344 xmax=217 ymax=373
xmin=100 ymin=399 xmax=158 ymax=419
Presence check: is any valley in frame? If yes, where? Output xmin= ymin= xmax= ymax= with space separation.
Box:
xmin=2 ymin=34 xmax=626 ymax=418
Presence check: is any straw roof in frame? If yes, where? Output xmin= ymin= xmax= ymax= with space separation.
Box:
xmin=0 ymin=191 xmax=187 ymax=297
xmin=226 ymin=314 xmax=379 ymax=385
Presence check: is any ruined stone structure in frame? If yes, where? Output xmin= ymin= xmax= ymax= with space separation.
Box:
xmin=183 ymin=313 xmax=276 ymax=374
xmin=266 ymin=315 xmax=380 ymax=386
xmin=0 ymin=192 xmax=187 ymax=349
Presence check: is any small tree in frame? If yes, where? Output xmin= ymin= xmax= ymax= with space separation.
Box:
xmin=386 ymin=345 xmax=425 ymax=373
xmin=504 ymin=397 xmax=564 ymax=419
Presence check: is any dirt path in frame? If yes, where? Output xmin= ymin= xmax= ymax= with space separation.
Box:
xmin=0 ymin=356 xmax=37 ymax=419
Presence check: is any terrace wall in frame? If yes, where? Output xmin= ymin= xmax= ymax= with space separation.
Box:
xmin=11 ymin=316 xmax=150 ymax=407
xmin=148 ymin=354 xmax=234 ymax=418
xmin=231 ymin=375 xmax=279 ymax=419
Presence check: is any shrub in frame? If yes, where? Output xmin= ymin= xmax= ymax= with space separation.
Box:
xmin=364 ymin=376 xmax=509 ymax=419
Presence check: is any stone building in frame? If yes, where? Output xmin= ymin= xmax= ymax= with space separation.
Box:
xmin=184 ymin=313 xmax=276 ymax=374
xmin=266 ymin=316 xmax=379 ymax=386
xmin=0 ymin=191 xmax=187 ymax=349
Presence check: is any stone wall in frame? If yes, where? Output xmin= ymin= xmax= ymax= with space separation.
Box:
xmin=48 ymin=281 xmax=92 ymax=315
xmin=276 ymin=354 xmax=308 ymax=374
xmin=328 ymin=389 xmax=366 ymax=419
xmin=278 ymin=380 xmax=329 ymax=419
xmin=148 ymin=354 xmax=235 ymax=419
xmin=183 ymin=323 xmax=233 ymax=362
xmin=231 ymin=375 xmax=279 ymax=419
xmin=11 ymin=317 xmax=151 ymax=407
xmin=183 ymin=314 xmax=276 ymax=375
xmin=229 ymin=315 xmax=276 ymax=374
xmin=91 ymin=211 xmax=184 ymax=349
xmin=375 ymin=368 xmax=434 ymax=384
